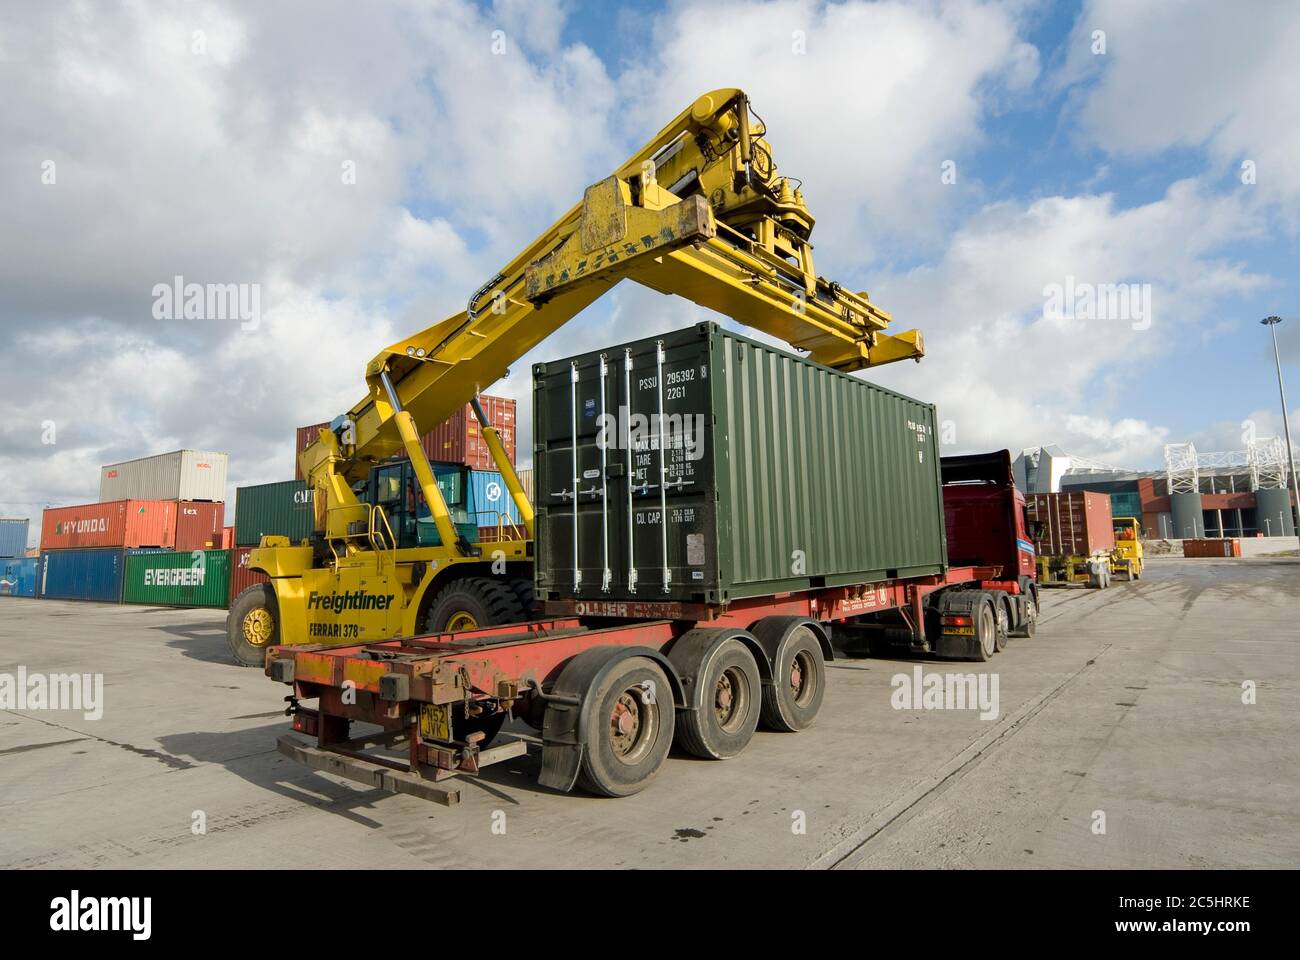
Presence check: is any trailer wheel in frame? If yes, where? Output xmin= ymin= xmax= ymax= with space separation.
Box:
xmin=1010 ymin=595 xmax=1037 ymax=638
xmin=971 ymin=597 xmax=997 ymax=661
xmin=226 ymin=583 xmax=280 ymax=667
xmin=672 ymin=636 xmax=761 ymax=760
xmin=987 ymin=591 xmax=1012 ymax=652
xmin=760 ymin=625 xmax=826 ymax=732
xmin=425 ymin=577 xmax=523 ymax=634
xmin=577 ymin=657 xmax=676 ymax=797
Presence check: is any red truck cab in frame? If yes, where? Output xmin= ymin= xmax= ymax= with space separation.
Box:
xmin=940 ymin=451 xmax=1036 ymax=583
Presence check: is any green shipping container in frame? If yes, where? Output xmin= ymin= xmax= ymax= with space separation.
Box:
xmin=123 ymin=549 xmax=232 ymax=608
xmin=235 ymin=480 xmax=314 ymax=546
xmin=533 ymin=322 xmax=947 ymax=607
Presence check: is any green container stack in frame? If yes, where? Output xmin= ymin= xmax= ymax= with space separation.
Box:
xmin=235 ymin=480 xmax=315 ymax=546
xmin=122 ymin=549 xmax=232 ymax=608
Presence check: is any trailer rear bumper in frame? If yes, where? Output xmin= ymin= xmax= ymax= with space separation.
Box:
xmin=276 ymin=732 xmax=528 ymax=805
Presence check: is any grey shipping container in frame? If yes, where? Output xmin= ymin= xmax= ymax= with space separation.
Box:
xmin=234 ymin=480 xmax=314 ymax=546
xmin=533 ymin=322 xmax=947 ymax=607
xmin=0 ymin=517 xmax=29 ymax=558
xmin=99 ymin=449 xmax=228 ymax=502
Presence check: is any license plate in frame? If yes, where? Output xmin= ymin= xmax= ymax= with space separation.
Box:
xmin=946 ymin=626 xmax=975 ymax=636
xmin=419 ymin=703 xmax=450 ymax=741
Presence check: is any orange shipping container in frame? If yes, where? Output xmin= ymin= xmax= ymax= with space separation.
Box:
xmin=174 ymin=501 xmax=226 ymax=551
xmin=41 ymin=500 xmax=178 ymax=551
xmin=229 ymin=545 xmax=270 ymax=601
xmin=221 ymin=525 xmax=235 ymax=549
xmin=1025 ymin=492 xmax=1115 ymax=557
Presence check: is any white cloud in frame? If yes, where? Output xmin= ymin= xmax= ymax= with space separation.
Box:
xmin=863 ymin=179 xmax=1268 ymax=467
xmin=620 ymin=0 xmax=1035 ymax=259
xmin=1057 ymin=0 xmax=1300 ymax=217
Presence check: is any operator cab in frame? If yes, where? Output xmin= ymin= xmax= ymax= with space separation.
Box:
xmin=366 ymin=458 xmax=476 ymax=549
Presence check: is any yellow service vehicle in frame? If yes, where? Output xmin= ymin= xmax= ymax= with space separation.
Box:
xmin=226 ymin=88 xmax=924 ymax=666
xmin=1110 ymin=516 xmax=1144 ymax=580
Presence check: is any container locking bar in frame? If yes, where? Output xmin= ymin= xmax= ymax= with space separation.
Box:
xmin=624 ymin=349 xmax=638 ymax=594
xmin=656 ymin=340 xmax=671 ymax=593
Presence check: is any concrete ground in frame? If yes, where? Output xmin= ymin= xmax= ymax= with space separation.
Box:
xmin=1 ymin=558 xmax=1297 ymax=869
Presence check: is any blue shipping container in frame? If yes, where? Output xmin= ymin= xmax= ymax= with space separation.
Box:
xmin=39 ymin=549 xmax=125 ymax=603
xmin=0 ymin=518 xmax=29 ymax=558
xmin=0 ymin=557 xmax=40 ymax=597
xmin=467 ymin=470 xmax=522 ymax=528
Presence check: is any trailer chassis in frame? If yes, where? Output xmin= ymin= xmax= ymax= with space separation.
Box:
xmin=265 ymin=565 xmax=1029 ymax=800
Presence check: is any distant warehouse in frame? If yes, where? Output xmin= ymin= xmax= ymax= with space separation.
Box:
xmin=99 ymin=449 xmax=228 ymax=503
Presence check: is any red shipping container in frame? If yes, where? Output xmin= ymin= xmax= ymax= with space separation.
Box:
xmin=174 ymin=501 xmax=226 ymax=550
xmin=229 ymin=545 xmax=270 ymax=602
xmin=221 ymin=525 xmax=235 ymax=549
xmin=41 ymin=500 xmax=177 ymax=551
xmin=295 ymin=394 xmax=517 ymax=478
xmin=1025 ymin=492 xmax=1115 ymax=557
xmin=426 ymin=395 xmax=517 ymax=470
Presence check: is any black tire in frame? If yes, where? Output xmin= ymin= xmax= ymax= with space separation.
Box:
xmin=577 ymin=657 xmax=675 ymax=797
xmin=971 ymin=598 xmax=997 ymax=661
xmin=509 ymin=577 xmax=538 ymax=618
xmin=759 ymin=625 xmax=826 ymax=732
xmin=987 ymin=591 xmax=1011 ymax=652
xmin=424 ymin=577 xmax=524 ymax=634
xmin=226 ymin=583 xmax=279 ymax=667
xmin=674 ymin=638 xmax=761 ymax=760
xmin=1010 ymin=593 xmax=1038 ymax=638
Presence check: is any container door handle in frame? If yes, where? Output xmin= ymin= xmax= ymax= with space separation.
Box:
xmin=598 ymin=354 xmax=612 ymax=592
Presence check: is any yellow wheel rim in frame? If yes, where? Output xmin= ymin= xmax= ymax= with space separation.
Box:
xmin=242 ymin=607 xmax=274 ymax=647
xmin=446 ymin=611 xmax=479 ymax=632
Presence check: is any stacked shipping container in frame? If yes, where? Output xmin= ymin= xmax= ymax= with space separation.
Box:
xmin=294 ymin=394 xmax=518 ymax=480
xmin=99 ymin=449 xmax=227 ymax=502
xmin=0 ymin=518 xmax=30 ymax=558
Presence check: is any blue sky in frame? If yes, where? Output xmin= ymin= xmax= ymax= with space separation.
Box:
xmin=2 ymin=0 xmax=1299 ymax=537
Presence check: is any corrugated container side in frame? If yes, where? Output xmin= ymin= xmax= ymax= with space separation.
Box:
xmin=123 ymin=549 xmax=231 ymax=608
xmin=234 ymin=481 xmax=314 ymax=546
xmin=229 ymin=546 xmax=271 ymax=602
xmin=41 ymin=500 xmax=178 ymax=551
xmin=98 ymin=449 xmax=228 ymax=502
xmin=296 ymin=396 xmax=516 ymax=479
xmin=0 ymin=518 xmax=30 ymax=558
xmin=0 ymin=556 xmax=41 ymax=597
xmin=1026 ymin=492 xmax=1115 ymax=556
xmin=467 ymin=470 xmax=523 ymax=528
xmin=174 ymin=501 xmax=227 ymax=550
xmin=39 ymin=548 xmax=125 ymax=602
xmin=534 ymin=322 xmax=946 ymax=605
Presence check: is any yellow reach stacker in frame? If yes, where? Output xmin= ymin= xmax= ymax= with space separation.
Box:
xmin=226 ymin=89 xmax=925 ymax=666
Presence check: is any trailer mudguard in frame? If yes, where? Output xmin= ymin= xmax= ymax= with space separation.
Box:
xmin=748 ymin=616 xmax=833 ymax=671
xmin=538 ymin=645 xmax=685 ymax=793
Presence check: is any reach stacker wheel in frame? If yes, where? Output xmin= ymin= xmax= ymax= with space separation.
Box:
xmin=424 ymin=577 xmax=524 ymax=633
xmin=577 ymin=657 xmax=676 ymax=797
xmin=758 ymin=623 xmax=826 ymax=732
xmin=669 ymin=631 xmax=762 ymax=760
xmin=227 ymin=583 xmax=280 ymax=667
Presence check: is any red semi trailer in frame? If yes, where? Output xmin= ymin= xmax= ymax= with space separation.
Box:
xmin=264 ymin=449 xmax=1038 ymax=802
